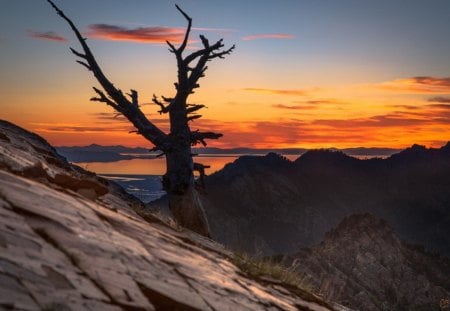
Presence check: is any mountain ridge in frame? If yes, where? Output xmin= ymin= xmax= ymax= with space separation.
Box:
xmin=203 ymin=142 xmax=450 ymax=257
xmin=283 ymin=213 xmax=450 ymax=310
xmin=56 ymin=144 xmax=403 ymax=163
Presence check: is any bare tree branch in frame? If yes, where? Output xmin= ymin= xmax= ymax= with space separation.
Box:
xmin=187 ymin=115 xmax=202 ymax=122
xmin=76 ymin=60 xmax=91 ymax=71
xmin=191 ymin=130 xmax=223 ymax=146
xmin=152 ymin=94 xmax=171 ymax=114
xmin=90 ymin=87 xmax=118 ymax=110
xmin=127 ymin=89 xmax=138 ymax=106
xmin=186 ymin=104 xmax=206 ymax=114
xmin=175 ymin=4 xmax=192 ymax=54
xmin=70 ymin=47 xmax=86 ymax=59
xmin=47 ymin=0 xmax=168 ymax=150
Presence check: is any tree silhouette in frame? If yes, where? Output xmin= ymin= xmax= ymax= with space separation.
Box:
xmin=47 ymin=0 xmax=234 ymax=236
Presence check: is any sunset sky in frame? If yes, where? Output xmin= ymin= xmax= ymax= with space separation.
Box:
xmin=1 ymin=0 xmax=450 ymax=149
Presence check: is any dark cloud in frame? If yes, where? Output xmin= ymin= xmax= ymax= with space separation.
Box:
xmin=379 ymin=76 xmax=450 ymax=93
xmin=428 ymin=104 xmax=450 ymax=110
xmin=92 ymin=112 xmax=126 ymax=121
xmin=27 ymin=30 xmax=67 ymax=42
xmin=412 ymin=76 xmax=450 ymax=87
xmin=428 ymin=96 xmax=450 ymax=103
xmin=390 ymin=105 xmax=420 ymax=110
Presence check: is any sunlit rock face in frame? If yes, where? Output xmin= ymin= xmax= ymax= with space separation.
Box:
xmin=283 ymin=214 xmax=450 ymax=311
xmin=0 ymin=120 xmax=334 ymax=310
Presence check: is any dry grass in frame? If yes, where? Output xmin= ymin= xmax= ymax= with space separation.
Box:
xmin=230 ymin=253 xmax=334 ymax=307
xmin=231 ymin=253 xmax=312 ymax=291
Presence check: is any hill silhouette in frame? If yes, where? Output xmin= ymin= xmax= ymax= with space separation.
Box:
xmin=202 ymin=144 xmax=450 ymax=257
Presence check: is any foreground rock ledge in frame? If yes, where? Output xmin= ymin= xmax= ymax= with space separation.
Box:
xmin=0 ymin=119 xmax=335 ymax=310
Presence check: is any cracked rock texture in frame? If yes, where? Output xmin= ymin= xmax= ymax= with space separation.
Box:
xmin=0 ymin=119 xmax=335 ymax=310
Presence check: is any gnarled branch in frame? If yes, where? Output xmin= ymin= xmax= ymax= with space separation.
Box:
xmin=127 ymin=89 xmax=138 ymax=106
xmin=194 ymin=162 xmax=210 ymax=189
xmin=186 ymin=104 xmax=206 ymax=114
xmin=191 ymin=130 xmax=223 ymax=146
xmin=47 ymin=0 xmax=168 ymax=150
xmin=152 ymin=94 xmax=171 ymax=114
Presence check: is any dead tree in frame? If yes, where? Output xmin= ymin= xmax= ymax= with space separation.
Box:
xmin=47 ymin=0 xmax=234 ymax=237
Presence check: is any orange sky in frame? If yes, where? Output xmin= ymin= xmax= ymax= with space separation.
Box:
xmin=1 ymin=1 xmax=449 ymax=149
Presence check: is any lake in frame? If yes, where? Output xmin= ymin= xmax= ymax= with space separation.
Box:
xmin=77 ymin=154 xmax=300 ymax=175
xmin=78 ymin=154 xmax=389 ymax=203
xmin=80 ymin=154 xmax=300 ymax=203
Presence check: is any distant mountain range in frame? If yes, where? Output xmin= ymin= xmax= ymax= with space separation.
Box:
xmin=201 ymin=142 xmax=450 ymax=258
xmin=57 ymin=144 xmax=401 ymax=162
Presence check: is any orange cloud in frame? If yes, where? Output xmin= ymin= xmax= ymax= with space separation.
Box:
xmin=87 ymin=24 xmax=186 ymax=44
xmin=242 ymin=33 xmax=294 ymax=41
xmin=377 ymin=76 xmax=450 ymax=94
xmin=243 ymin=88 xmax=308 ymax=96
xmin=32 ymin=122 xmax=132 ymax=133
xmin=313 ymin=107 xmax=450 ymax=128
xmin=35 ymin=100 xmax=450 ymax=149
xmin=272 ymin=104 xmax=317 ymax=110
xmin=27 ymin=30 xmax=67 ymax=42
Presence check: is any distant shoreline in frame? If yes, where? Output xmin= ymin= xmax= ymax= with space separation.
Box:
xmin=57 ymin=145 xmax=402 ymax=163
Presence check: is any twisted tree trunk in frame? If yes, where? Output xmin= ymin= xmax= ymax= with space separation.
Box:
xmin=47 ymin=1 xmax=234 ymax=236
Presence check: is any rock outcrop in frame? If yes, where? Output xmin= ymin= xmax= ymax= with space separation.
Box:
xmin=283 ymin=214 xmax=450 ymax=310
xmin=0 ymin=119 xmax=335 ymax=310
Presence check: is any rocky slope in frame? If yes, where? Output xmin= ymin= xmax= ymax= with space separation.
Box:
xmin=282 ymin=213 xmax=450 ymax=311
xmin=202 ymin=146 xmax=450 ymax=256
xmin=0 ymin=120 xmax=335 ymax=310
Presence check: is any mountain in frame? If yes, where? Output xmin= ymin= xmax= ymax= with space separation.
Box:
xmin=57 ymin=144 xmax=151 ymax=162
xmin=0 ymin=120 xmax=335 ymax=310
xmin=202 ymin=145 xmax=450 ymax=257
xmin=282 ymin=213 xmax=450 ymax=310
xmin=56 ymin=145 xmax=400 ymax=163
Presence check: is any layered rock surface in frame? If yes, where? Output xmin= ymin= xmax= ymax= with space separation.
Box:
xmin=284 ymin=214 xmax=450 ymax=311
xmin=0 ymin=120 xmax=334 ymax=310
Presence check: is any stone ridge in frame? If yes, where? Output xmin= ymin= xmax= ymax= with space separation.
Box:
xmin=285 ymin=213 xmax=450 ymax=311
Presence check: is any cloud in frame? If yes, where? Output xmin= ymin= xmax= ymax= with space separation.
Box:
xmin=242 ymin=33 xmax=294 ymax=41
xmin=27 ymin=30 xmax=67 ymax=42
xmin=32 ymin=122 xmax=131 ymax=133
xmin=390 ymin=104 xmax=421 ymax=110
xmin=428 ymin=96 xmax=450 ymax=103
xmin=243 ymin=88 xmax=308 ymax=96
xmin=272 ymin=104 xmax=317 ymax=110
xmin=87 ymin=24 xmax=187 ymax=43
xmin=377 ymin=76 xmax=450 ymax=94
xmin=313 ymin=109 xmax=450 ymax=129
xmin=428 ymin=104 xmax=450 ymax=110
xmin=92 ymin=112 xmax=127 ymax=121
